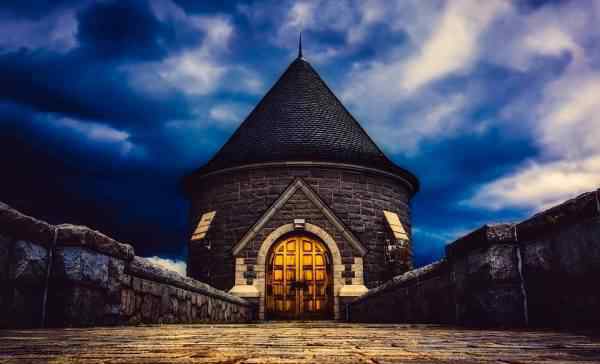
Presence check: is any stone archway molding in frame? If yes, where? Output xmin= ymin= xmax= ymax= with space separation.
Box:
xmin=252 ymin=222 xmax=346 ymax=320
xmin=256 ymin=223 xmax=343 ymax=267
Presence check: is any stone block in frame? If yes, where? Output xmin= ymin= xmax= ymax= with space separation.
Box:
xmin=0 ymin=233 xmax=12 ymax=281
xmin=517 ymin=190 xmax=599 ymax=241
xmin=57 ymin=224 xmax=134 ymax=261
xmin=553 ymin=218 xmax=600 ymax=276
xmin=5 ymin=286 xmax=43 ymax=328
xmin=10 ymin=240 xmax=47 ymax=285
xmin=81 ymin=249 xmax=109 ymax=287
xmin=466 ymin=244 xmax=519 ymax=285
xmin=121 ymin=289 xmax=135 ymax=316
xmin=53 ymin=247 xmax=109 ymax=287
xmin=461 ymin=285 xmax=526 ymax=327
xmin=522 ymin=240 xmax=553 ymax=277
xmin=446 ymin=224 xmax=516 ymax=261
xmin=0 ymin=202 xmax=53 ymax=246
xmin=48 ymin=285 xmax=107 ymax=327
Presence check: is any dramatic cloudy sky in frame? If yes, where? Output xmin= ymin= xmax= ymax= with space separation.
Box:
xmin=1 ymin=0 xmax=599 ymax=273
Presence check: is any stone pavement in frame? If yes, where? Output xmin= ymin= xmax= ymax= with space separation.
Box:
xmin=1 ymin=322 xmax=599 ymax=363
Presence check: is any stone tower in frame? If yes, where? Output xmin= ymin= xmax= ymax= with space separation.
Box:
xmin=182 ymin=48 xmax=419 ymax=320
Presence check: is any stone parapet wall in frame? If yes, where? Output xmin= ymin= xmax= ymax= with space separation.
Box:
xmin=348 ymin=188 xmax=600 ymax=328
xmin=0 ymin=202 xmax=255 ymax=328
xmin=348 ymin=260 xmax=454 ymax=323
xmin=517 ymin=190 xmax=600 ymax=328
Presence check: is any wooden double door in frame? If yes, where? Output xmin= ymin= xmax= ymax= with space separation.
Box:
xmin=266 ymin=235 xmax=333 ymax=320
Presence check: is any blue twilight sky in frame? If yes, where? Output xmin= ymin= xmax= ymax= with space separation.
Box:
xmin=1 ymin=0 xmax=599 ymax=273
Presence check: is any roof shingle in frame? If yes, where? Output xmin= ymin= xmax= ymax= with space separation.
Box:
xmin=185 ymin=56 xmax=419 ymax=193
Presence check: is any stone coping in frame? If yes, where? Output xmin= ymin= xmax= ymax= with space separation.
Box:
xmin=0 ymin=202 xmax=134 ymax=260
xmin=353 ymin=188 xmax=599 ymax=307
xmin=444 ymin=188 xmax=600 ymax=258
xmin=127 ymin=257 xmax=251 ymax=306
xmin=0 ymin=202 xmax=55 ymax=246
xmin=517 ymin=189 xmax=600 ymax=241
xmin=56 ymin=224 xmax=135 ymax=261
xmin=351 ymin=260 xmax=448 ymax=304
xmin=0 ymin=201 xmax=250 ymax=308
xmin=445 ymin=224 xmax=516 ymax=261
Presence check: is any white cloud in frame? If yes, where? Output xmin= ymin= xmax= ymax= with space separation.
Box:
xmin=55 ymin=118 xmax=128 ymax=143
xmin=473 ymin=67 xmax=600 ymax=211
xmin=129 ymin=1 xmax=262 ymax=97
xmin=244 ymin=0 xmax=368 ymax=63
xmin=468 ymin=157 xmax=600 ymax=211
xmin=337 ymin=0 xmax=509 ymax=154
xmin=158 ymin=52 xmax=228 ymax=96
xmin=145 ymin=256 xmax=187 ymax=276
xmin=287 ymin=1 xmax=315 ymax=29
xmin=468 ymin=2 xmax=600 ymax=211
xmin=522 ymin=26 xmax=581 ymax=60
xmin=157 ymin=15 xmax=233 ymax=96
xmin=209 ymin=105 xmax=238 ymax=123
xmin=0 ymin=9 xmax=78 ymax=53
xmin=485 ymin=1 xmax=590 ymax=72
xmin=48 ymin=116 xmax=144 ymax=158
xmin=343 ymin=0 xmax=508 ymax=101
xmin=401 ymin=0 xmax=509 ymax=92
xmin=366 ymin=93 xmax=467 ymax=154
xmin=209 ymin=103 xmax=248 ymax=125
xmin=538 ymin=69 xmax=600 ymax=160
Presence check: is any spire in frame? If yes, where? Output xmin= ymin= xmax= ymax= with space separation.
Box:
xmin=298 ymin=32 xmax=303 ymax=59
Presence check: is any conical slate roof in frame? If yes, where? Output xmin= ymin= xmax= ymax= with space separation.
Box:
xmin=186 ymin=56 xmax=419 ymax=193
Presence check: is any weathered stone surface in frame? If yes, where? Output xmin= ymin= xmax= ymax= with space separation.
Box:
xmin=517 ymin=190 xmax=599 ymax=240
xmin=127 ymin=256 xmax=250 ymax=307
xmin=2 ymin=322 xmax=599 ymax=363
xmin=0 ymin=234 xmax=11 ymax=281
xmin=353 ymin=260 xmax=448 ymax=303
xmin=350 ymin=261 xmax=455 ymax=324
xmin=467 ymin=244 xmax=520 ymax=284
xmin=445 ymin=224 xmax=516 ymax=260
xmin=520 ymin=215 xmax=600 ymax=328
xmin=9 ymin=240 xmax=47 ymax=284
xmin=53 ymin=247 xmax=110 ymax=287
xmin=0 ymin=202 xmax=53 ymax=246
xmin=57 ymin=224 xmax=135 ymax=261
xmin=1 ymin=204 xmax=255 ymax=328
xmin=48 ymin=285 xmax=108 ymax=327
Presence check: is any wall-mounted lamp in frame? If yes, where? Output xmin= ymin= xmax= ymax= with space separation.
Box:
xmin=294 ymin=218 xmax=306 ymax=230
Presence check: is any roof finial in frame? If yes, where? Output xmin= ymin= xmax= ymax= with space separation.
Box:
xmin=298 ymin=32 xmax=303 ymax=59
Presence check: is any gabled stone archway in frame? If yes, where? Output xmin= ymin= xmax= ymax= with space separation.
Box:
xmin=255 ymin=223 xmax=344 ymax=320
xmin=231 ymin=222 xmax=367 ymax=320
xmin=229 ymin=178 xmax=369 ymax=320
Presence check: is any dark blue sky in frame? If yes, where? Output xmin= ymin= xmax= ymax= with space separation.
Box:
xmin=1 ymin=0 xmax=599 ymax=271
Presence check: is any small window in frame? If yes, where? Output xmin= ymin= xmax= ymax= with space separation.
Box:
xmin=383 ymin=210 xmax=408 ymax=240
xmin=191 ymin=211 xmax=216 ymax=241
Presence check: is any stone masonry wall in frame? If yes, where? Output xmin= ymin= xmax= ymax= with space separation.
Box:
xmin=349 ymin=188 xmax=600 ymax=329
xmin=187 ymin=165 xmax=413 ymax=291
xmin=0 ymin=202 xmax=255 ymax=329
xmin=242 ymin=189 xmax=355 ymax=287
xmin=348 ymin=260 xmax=454 ymax=323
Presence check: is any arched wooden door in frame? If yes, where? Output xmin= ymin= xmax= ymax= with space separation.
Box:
xmin=266 ymin=234 xmax=333 ymax=320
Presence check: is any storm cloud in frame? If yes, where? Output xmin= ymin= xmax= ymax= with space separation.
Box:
xmin=1 ymin=0 xmax=598 ymax=267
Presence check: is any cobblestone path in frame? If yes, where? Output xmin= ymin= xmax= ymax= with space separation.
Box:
xmin=1 ymin=322 xmax=599 ymax=363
